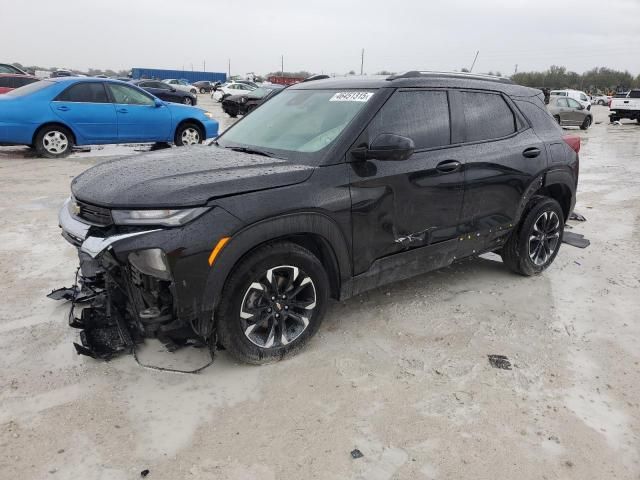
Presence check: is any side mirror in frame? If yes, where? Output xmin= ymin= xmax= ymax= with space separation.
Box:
xmin=154 ymin=98 xmax=164 ymax=107
xmin=352 ymin=134 xmax=415 ymax=161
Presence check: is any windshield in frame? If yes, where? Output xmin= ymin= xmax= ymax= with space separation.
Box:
xmin=6 ymin=80 xmax=51 ymax=97
xmin=218 ymin=89 xmax=375 ymax=155
xmin=248 ymin=87 xmax=274 ymax=99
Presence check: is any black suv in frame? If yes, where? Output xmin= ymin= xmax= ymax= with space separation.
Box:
xmin=58 ymin=72 xmax=580 ymax=363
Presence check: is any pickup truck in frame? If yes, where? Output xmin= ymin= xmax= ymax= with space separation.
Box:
xmin=609 ymin=90 xmax=640 ymax=122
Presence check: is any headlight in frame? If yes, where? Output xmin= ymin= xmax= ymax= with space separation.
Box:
xmin=203 ymin=111 xmax=214 ymax=119
xmin=112 ymin=207 xmax=209 ymax=226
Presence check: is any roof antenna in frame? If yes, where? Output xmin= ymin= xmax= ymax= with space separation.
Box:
xmin=469 ymin=50 xmax=480 ymax=73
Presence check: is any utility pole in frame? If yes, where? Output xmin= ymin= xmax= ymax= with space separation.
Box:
xmin=514 ymin=64 xmax=518 ymax=75
xmin=228 ymin=58 xmax=231 ymax=79
xmin=281 ymin=55 xmax=284 ymax=77
xmin=360 ymin=48 xmax=364 ymax=76
xmin=469 ymin=50 xmax=479 ymax=73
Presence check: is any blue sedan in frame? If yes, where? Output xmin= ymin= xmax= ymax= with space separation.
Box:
xmin=0 ymin=77 xmax=219 ymax=158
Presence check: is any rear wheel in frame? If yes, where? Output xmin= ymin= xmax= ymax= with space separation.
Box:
xmin=199 ymin=87 xmax=206 ymax=94
xmin=501 ymin=196 xmax=564 ymax=276
xmin=554 ymin=115 xmax=561 ymax=125
xmin=216 ymin=242 xmax=329 ymax=364
xmin=580 ymin=116 xmax=592 ymax=130
xmin=597 ymin=100 xmax=605 ymax=106
xmin=174 ymin=123 xmax=203 ymax=146
xmin=34 ymin=125 xmax=73 ymax=158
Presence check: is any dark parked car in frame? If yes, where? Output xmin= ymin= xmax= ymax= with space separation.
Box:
xmin=221 ymin=84 xmax=285 ymax=117
xmin=50 ymin=70 xmax=73 ymax=78
xmin=0 ymin=64 xmax=28 ymax=75
xmin=57 ymin=71 xmax=580 ymax=364
xmin=193 ymin=81 xmax=215 ymax=94
xmin=0 ymin=74 xmax=39 ymax=94
xmin=131 ymin=79 xmax=197 ymax=105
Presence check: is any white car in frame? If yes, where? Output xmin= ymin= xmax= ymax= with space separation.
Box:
xmin=550 ymin=89 xmax=591 ymax=110
xmin=212 ymin=82 xmax=256 ymax=102
xmin=163 ymin=79 xmax=198 ymax=95
xmin=609 ymin=90 xmax=640 ymax=123
xmin=590 ymin=94 xmax=611 ymax=106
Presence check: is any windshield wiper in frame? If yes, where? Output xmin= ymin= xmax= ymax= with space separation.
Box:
xmin=227 ymin=146 xmax=277 ymax=158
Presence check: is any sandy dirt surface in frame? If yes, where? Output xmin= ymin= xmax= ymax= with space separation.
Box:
xmin=0 ymin=102 xmax=639 ymax=480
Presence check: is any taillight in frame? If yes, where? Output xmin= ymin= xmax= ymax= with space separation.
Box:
xmin=563 ymin=135 xmax=581 ymax=154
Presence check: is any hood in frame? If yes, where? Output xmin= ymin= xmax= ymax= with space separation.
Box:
xmin=71 ymin=145 xmax=315 ymax=208
xmin=223 ymin=94 xmax=249 ymax=104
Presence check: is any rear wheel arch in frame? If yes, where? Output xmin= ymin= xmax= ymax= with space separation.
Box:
xmin=533 ymin=182 xmax=572 ymax=220
xmin=32 ymin=122 xmax=77 ymax=146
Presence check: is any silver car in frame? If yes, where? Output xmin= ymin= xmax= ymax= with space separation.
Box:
xmin=547 ymin=96 xmax=593 ymax=130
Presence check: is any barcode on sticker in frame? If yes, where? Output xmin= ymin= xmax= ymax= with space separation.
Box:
xmin=330 ymin=91 xmax=374 ymax=102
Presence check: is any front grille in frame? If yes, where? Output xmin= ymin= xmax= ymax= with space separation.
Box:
xmin=76 ymin=199 xmax=113 ymax=226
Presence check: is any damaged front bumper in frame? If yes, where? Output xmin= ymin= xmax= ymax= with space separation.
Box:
xmin=55 ymin=198 xmax=238 ymax=359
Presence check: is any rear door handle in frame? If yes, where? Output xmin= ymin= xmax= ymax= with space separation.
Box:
xmin=117 ymin=108 xmax=128 ymax=113
xmin=436 ymin=160 xmax=462 ymax=173
xmin=522 ymin=147 xmax=541 ymax=158
xmin=56 ymin=106 xmax=70 ymax=112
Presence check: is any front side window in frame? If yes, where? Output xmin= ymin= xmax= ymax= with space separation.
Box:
xmin=55 ymin=82 xmax=110 ymax=103
xmin=218 ymin=89 xmax=374 ymax=155
xmin=557 ymin=98 xmax=569 ymax=107
xmin=580 ymin=94 xmax=588 ymax=101
xmin=108 ymin=84 xmax=154 ymax=105
xmin=367 ymin=90 xmax=450 ymax=150
xmin=459 ymin=91 xmax=516 ymax=142
xmin=567 ymin=98 xmax=581 ymax=109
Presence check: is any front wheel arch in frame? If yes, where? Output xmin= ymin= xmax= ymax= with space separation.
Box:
xmin=201 ymin=212 xmax=351 ymax=316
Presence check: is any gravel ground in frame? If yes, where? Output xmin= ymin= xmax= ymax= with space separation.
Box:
xmin=0 ymin=102 xmax=639 ymax=480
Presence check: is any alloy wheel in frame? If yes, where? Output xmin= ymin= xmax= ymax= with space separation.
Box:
xmin=181 ymin=128 xmax=200 ymax=145
xmin=528 ymin=211 xmax=561 ymax=266
xmin=239 ymin=265 xmax=317 ymax=348
xmin=183 ymin=97 xmax=193 ymax=105
xmin=43 ymin=131 xmax=69 ymax=155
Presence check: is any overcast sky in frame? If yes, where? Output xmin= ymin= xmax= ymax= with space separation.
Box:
xmin=4 ymin=0 xmax=639 ymax=76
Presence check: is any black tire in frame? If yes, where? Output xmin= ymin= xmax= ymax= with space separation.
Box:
xmin=182 ymin=97 xmax=193 ymax=106
xmin=34 ymin=125 xmax=74 ymax=158
xmin=580 ymin=116 xmax=592 ymax=130
xmin=216 ymin=242 xmax=329 ymax=364
xmin=500 ymin=196 xmax=564 ymax=276
xmin=174 ymin=122 xmax=203 ymax=146
xmin=598 ymin=100 xmax=605 ymax=106
xmin=199 ymin=88 xmax=206 ymax=94
xmin=190 ymin=88 xmax=197 ymax=95
xmin=226 ymin=107 xmax=238 ymax=118
xmin=554 ymin=115 xmax=561 ymax=125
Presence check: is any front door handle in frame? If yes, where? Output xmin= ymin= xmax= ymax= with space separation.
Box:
xmin=117 ymin=108 xmax=128 ymax=113
xmin=522 ymin=147 xmax=541 ymax=158
xmin=436 ymin=160 xmax=462 ymax=173
xmin=56 ymin=106 xmax=70 ymax=112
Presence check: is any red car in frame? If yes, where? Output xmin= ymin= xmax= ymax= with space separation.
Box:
xmin=0 ymin=74 xmax=40 ymax=94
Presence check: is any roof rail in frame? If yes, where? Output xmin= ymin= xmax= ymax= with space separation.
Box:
xmin=386 ymin=70 xmax=514 ymax=84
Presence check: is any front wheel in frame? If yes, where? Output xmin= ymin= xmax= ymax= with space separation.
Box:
xmin=554 ymin=115 xmax=561 ymax=125
xmin=182 ymin=96 xmax=193 ymax=105
xmin=598 ymin=100 xmax=605 ymax=106
xmin=501 ymin=196 xmax=564 ymax=276
xmin=216 ymin=242 xmax=329 ymax=364
xmin=199 ymin=88 xmax=206 ymax=94
xmin=174 ymin=123 xmax=203 ymax=146
xmin=34 ymin=125 xmax=74 ymax=158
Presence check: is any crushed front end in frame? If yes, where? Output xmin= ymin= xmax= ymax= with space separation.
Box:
xmin=53 ymin=197 xmax=239 ymax=360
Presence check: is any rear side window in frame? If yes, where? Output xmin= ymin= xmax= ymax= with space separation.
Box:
xmin=459 ymin=91 xmax=516 ymax=142
xmin=630 ymin=90 xmax=640 ymax=99
xmin=368 ymin=90 xmax=450 ymax=149
xmin=56 ymin=82 xmax=109 ymax=103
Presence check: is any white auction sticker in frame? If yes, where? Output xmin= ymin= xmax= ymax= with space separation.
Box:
xmin=329 ymin=91 xmax=374 ymax=102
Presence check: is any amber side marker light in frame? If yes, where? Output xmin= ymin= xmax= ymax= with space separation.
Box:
xmin=208 ymin=237 xmax=230 ymax=267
